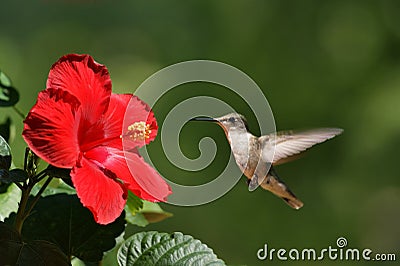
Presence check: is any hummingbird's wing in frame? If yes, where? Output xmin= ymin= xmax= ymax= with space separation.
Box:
xmin=260 ymin=128 xmax=343 ymax=165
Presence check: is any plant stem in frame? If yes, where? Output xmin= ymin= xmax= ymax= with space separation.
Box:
xmin=14 ymin=182 xmax=23 ymax=191
xmin=25 ymin=176 xmax=53 ymax=217
xmin=12 ymin=105 xmax=25 ymax=119
xmin=35 ymin=169 xmax=48 ymax=182
xmin=14 ymin=184 xmax=32 ymax=234
xmin=14 ymin=176 xmax=53 ymax=234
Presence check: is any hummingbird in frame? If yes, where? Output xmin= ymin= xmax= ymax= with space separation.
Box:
xmin=191 ymin=113 xmax=343 ymax=209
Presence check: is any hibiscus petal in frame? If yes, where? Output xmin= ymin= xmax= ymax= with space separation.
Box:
xmin=122 ymin=95 xmax=158 ymax=149
xmin=23 ymin=89 xmax=80 ymax=168
xmin=85 ymin=147 xmax=171 ymax=202
xmin=124 ymin=151 xmax=171 ymax=201
xmin=72 ymin=156 xmax=127 ymax=225
xmin=100 ymin=94 xmax=132 ymax=150
xmin=47 ymin=54 xmax=112 ymax=123
xmin=76 ymin=94 xmax=130 ymax=152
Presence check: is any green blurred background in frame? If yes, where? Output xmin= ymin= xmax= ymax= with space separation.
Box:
xmin=1 ymin=0 xmax=399 ymax=265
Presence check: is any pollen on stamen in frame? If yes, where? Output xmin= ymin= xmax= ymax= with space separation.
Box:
xmin=120 ymin=121 xmax=152 ymax=141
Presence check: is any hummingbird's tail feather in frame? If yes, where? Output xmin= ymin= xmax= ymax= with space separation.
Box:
xmin=281 ymin=194 xmax=304 ymax=210
xmin=260 ymin=168 xmax=304 ymax=209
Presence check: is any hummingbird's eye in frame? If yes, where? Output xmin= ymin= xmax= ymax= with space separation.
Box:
xmin=229 ymin=117 xmax=236 ymax=123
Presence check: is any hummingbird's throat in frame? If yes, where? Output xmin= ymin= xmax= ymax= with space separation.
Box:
xmin=120 ymin=121 xmax=152 ymax=141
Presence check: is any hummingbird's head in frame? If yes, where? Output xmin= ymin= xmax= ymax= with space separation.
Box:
xmin=190 ymin=113 xmax=249 ymax=132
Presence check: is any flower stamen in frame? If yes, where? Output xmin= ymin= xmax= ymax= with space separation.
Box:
xmin=121 ymin=121 xmax=152 ymax=141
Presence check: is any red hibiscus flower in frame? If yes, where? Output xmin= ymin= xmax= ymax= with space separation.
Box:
xmin=23 ymin=54 xmax=171 ymax=224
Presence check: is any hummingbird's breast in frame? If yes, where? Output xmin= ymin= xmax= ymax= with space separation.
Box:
xmin=226 ymin=131 xmax=260 ymax=179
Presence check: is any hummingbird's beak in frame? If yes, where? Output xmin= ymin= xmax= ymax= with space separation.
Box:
xmin=190 ymin=116 xmax=218 ymax=122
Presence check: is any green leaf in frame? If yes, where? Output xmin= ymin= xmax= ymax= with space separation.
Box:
xmin=126 ymin=191 xmax=143 ymax=215
xmin=125 ymin=200 xmax=172 ymax=227
xmin=19 ymin=194 xmax=126 ymax=262
xmin=44 ymin=165 xmax=74 ymax=190
xmin=0 ymin=117 xmax=11 ymax=143
xmin=30 ymin=178 xmax=76 ymax=197
xmin=0 ymin=71 xmax=12 ymax=87
xmin=0 ymin=85 xmax=19 ymax=107
xmin=0 ymin=183 xmax=21 ymax=221
xmin=0 ymin=169 xmax=29 ymax=184
xmin=124 ymin=191 xmax=144 ymax=225
xmin=117 ymin=231 xmax=226 ymax=266
xmin=125 ymin=212 xmax=149 ymax=227
xmin=0 ymin=135 xmax=11 ymax=170
xmin=141 ymin=201 xmax=173 ymax=223
xmin=0 ymin=223 xmax=70 ymax=266
xmin=0 ymin=168 xmax=29 ymax=185
xmin=46 ymin=164 xmax=72 ymax=179
xmin=0 ymin=70 xmax=19 ymax=107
